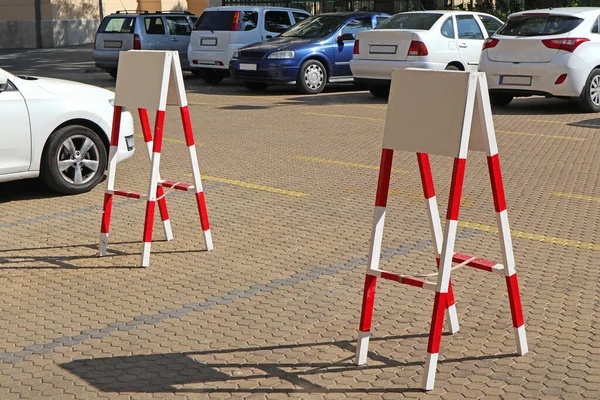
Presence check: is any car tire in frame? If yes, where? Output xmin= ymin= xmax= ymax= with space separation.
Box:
xmin=369 ymin=85 xmax=390 ymax=99
xmin=489 ymin=92 xmax=513 ymax=107
xmin=243 ymin=82 xmax=268 ymax=91
xmin=203 ymin=70 xmax=224 ymax=85
xmin=297 ymin=59 xmax=327 ymax=94
xmin=40 ymin=125 xmax=107 ymax=195
xmin=192 ymin=70 xmax=206 ymax=78
xmin=108 ymin=69 xmax=118 ymax=79
xmin=579 ymin=68 xmax=600 ymax=112
xmin=445 ymin=64 xmax=460 ymax=71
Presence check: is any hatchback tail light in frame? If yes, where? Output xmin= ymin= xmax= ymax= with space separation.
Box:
xmin=353 ymin=40 xmax=360 ymax=55
xmin=133 ymin=34 xmax=141 ymax=50
xmin=555 ymin=74 xmax=568 ymax=85
xmin=542 ymin=38 xmax=589 ymax=53
xmin=231 ymin=11 xmax=240 ymax=31
xmin=482 ymin=38 xmax=499 ymax=50
xmin=407 ymin=41 xmax=428 ymax=56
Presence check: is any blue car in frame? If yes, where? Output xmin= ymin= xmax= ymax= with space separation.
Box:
xmin=229 ymin=12 xmax=390 ymax=94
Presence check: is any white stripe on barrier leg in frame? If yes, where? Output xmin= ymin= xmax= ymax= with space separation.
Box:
xmin=141 ymin=241 xmax=152 ymax=268
xmin=515 ymin=325 xmax=528 ymax=355
xmin=99 ymin=232 xmax=109 ymax=256
xmin=446 ymin=304 xmax=459 ymax=335
xmin=163 ymin=219 xmax=174 ymax=241
xmin=356 ymin=330 xmax=371 ymax=365
xmin=203 ymin=229 xmax=213 ymax=251
xmin=368 ymin=206 xmax=386 ymax=271
xmin=423 ymin=352 xmax=439 ymax=391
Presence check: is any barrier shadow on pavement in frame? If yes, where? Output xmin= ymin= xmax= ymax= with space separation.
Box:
xmin=490 ymin=97 xmax=586 ymax=116
xmin=60 ymin=335 xmax=514 ymax=394
xmin=568 ymin=118 xmax=600 ymax=129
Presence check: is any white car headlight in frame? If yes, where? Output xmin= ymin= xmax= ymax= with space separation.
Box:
xmin=268 ymin=51 xmax=295 ymax=59
xmin=108 ymin=98 xmax=126 ymax=112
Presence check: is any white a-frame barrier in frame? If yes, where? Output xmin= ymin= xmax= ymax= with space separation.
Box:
xmin=355 ymin=69 xmax=528 ymax=391
xmin=99 ymin=50 xmax=213 ymax=267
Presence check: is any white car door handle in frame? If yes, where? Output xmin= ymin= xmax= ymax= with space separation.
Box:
xmin=459 ymin=43 xmax=468 ymax=48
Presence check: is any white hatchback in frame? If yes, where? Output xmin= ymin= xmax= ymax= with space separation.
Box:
xmin=479 ymin=7 xmax=600 ymax=111
xmin=188 ymin=6 xmax=311 ymax=84
xmin=351 ymin=11 xmax=503 ymax=97
xmin=0 ymin=68 xmax=134 ymax=194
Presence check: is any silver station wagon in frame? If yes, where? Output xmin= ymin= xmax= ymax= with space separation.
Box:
xmin=92 ymin=10 xmax=198 ymax=78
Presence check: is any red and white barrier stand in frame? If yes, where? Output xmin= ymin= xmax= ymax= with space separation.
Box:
xmin=355 ymin=69 xmax=527 ymax=391
xmin=99 ymin=50 xmax=213 ymax=267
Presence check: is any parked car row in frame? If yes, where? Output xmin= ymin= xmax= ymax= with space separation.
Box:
xmin=92 ymin=7 xmax=600 ymax=109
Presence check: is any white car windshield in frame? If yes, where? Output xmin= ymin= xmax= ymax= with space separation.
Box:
xmin=375 ymin=13 xmax=442 ymax=30
xmin=281 ymin=15 xmax=347 ymax=38
xmin=497 ymin=14 xmax=584 ymax=36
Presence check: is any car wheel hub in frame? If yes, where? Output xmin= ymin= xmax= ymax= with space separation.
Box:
xmin=56 ymin=134 xmax=100 ymax=185
xmin=304 ymin=65 xmax=323 ymax=90
xmin=591 ymin=76 xmax=600 ymax=106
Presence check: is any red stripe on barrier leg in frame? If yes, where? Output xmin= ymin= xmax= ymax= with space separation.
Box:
xmin=138 ymin=108 xmax=153 ymax=143
xmin=156 ymin=187 xmax=170 ymax=221
xmin=435 ymin=257 xmax=456 ymax=307
xmin=196 ymin=191 xmax=210 ymax=231
xmin=417 ymin=153 xmax=435 ymax=199
xmin=426 ymin=292 xmax=448 ymax=354
xmin=446 ymin=158 xmax=466 ymax=221
xmin=100 ymin=193 xmax=113 ymax=234
xmin=375 ymin=149 xmax=394 ymax=207
xmin=143 ymin=201 xmax=156 ymax=243
xmin=487 ymin=154 xmax=507 ymax=212
xmin=505 ymin=274 xmax=525 ymax=327
xmin=359 ymin=274 xmax=378 ymax=331
xmin=180 ymin=106 xmax=195 ymax=147
xmin=153 ymin=110 xmax=166 ymax=153
xmin=110 ymin=106 xmax=122 ymax=146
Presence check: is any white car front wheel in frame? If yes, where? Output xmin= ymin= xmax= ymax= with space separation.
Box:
xmin=41 ymin=125 xmax=107 ymax=194
xmin=580 ymin=68 xmax=600 ymax=113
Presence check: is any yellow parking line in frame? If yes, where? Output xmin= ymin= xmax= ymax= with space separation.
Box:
xmin=302 ymin=112 xmax=385 ymax=122
xmin=553 ymin=192 xmax=600 ymax=202
xmin=185 ymin=174 xmax=308 ymax=197
xmin=134 ymin=134 xmax=206 ymax=146
xmin=294 ymin=156 xmax=409 ymax=173
xmin=457 ymin=220 xmax=600 ymax=250
xmin=496 ymin=130 xmax=585 ymax=141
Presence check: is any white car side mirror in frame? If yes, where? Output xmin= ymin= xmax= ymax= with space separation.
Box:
xmin=0 ymin=73 xmax=7 ymax=92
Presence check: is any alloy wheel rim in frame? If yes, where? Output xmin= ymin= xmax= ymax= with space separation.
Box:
xmin=591 ymin=75 xmax=600 ymax=106
xmin=304 ymin=64 xmax=324 ymax=90
xmin=56 ymin=134 xmax=100 ymax=185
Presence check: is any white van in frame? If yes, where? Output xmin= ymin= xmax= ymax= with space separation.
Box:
xmin=188 ymin=6 xmax=311 ymax=84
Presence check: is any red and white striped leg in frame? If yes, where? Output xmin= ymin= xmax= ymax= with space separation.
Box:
xmin=417 ymin=153 xmax=460 ymax=335
xmin=488 ymin=154 xmax=528 ymax=355
xmin=141 ymin=110 xmax=166 ymax=267
xmin=181 ymin=105 xmax=213 ymax=250
xmin=99 ymin=106 xmax=122 ymax=256
xmin=356 ymin=148 xmax=393 ymax=365
xmin=423 ymin=157 xmax=466 ymax=391
xmin=139 ymin=108 xmax=173 ymax=241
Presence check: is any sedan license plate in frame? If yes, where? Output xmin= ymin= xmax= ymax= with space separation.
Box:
xmin=239 ymin=63 xmax=257 ymax=71
xmin=200 ymin=38 xmax=217 ymax=46
xmin=499 ymin=75 xmax=532 ymax=86
xmin=369 ymin=45 xmax=397 ymax=54
xmin=103 ymin=40 xmax=122 ymax=49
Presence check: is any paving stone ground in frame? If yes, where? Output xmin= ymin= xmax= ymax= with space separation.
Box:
xmin=1 ymin=47 xmax=600 ymax=399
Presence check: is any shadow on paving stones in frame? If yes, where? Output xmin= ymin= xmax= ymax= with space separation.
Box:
xmin=0 ymin=179 xmax=64 ymax=203
xmin=60 ymin=335 xmax=514 ymax=394
xmin=568 ymin=118 xmax=600 ymax=129
xmin=490 ymin=97 xmax=586 ymax=116
xmin=0 ymin=241 xmax=203 ymax=269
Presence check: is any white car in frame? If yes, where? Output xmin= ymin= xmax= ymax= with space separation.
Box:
xmin=188 ymin=6 xmax=311 ymax=84
xmin=0 ymin=68 xmax=135 ymax=194
xmin=479 ymin=7 xmax=600 ymax=111
xmin=351 ymin=11 xmax=503 ymax=97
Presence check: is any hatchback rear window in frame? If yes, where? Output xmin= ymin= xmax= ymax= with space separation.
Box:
xmin=194 ymin=10 xmax=259 ymax=31
xmin=497 ymin=14 xmax=584 ymax=36
xmin=98 ymin=17 xmax=136 ymax=34
xmin=375 ymin=13 xmax=442 ymax=30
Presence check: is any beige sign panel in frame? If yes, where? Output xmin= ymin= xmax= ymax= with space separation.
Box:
xmin=114 ymin=50 xmax=187 ymax=111
xmin=383 ymin=69 xmax=488 ymax=158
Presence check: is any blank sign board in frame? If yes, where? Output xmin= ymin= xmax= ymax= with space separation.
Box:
xmin=383 ymin=69 xmax=488 ymax=158
xmin=114 ymin=50 xmax=186 ymax=111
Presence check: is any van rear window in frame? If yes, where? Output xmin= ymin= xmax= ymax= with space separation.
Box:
xmin=497 ymin=15 xmax=584 ymax=36
xmin=98 ymin=17 xmax=136 ymax=33
xmin=193 ymin=10 xmax=258 ymax=31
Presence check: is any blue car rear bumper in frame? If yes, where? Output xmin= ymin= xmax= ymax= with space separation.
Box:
xmin=230 ymin=59 xmax=300 ymax=84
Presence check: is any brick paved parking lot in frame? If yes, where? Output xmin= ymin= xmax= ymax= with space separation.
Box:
xmin=1 ymin=47 xmax=600 ymax=399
